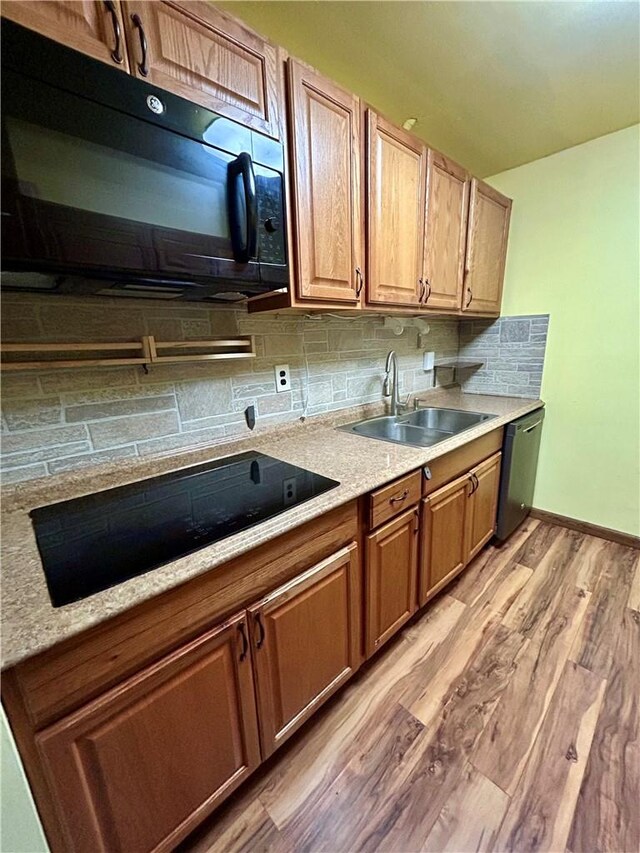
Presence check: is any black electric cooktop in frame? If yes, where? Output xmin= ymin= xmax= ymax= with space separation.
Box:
xmin=30 ymin=452 xmax=339 ymax=607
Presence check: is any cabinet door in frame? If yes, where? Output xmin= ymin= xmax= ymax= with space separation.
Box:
xmin=463 ymin=178 xmax=512 ymax=314
xmin=288 ymin=60 xmax=363 ymax=304
xmin=122 ymin=1 xmax=281 ymax=138
xmin=419 ymin=473 xmax=471 ymax=605
xmin=466 ymin=451 xmax=502 ymax=561
xmin=367 ymin=111 xmax=426 ymax=308
xmin=36 ymin=613 xmax=261 ymax=853
xmin=250 ymin=544 xmax=361 ymax=758
xmin=422 ymin=149 xmax=469 ymax=311
xmin=366 ymin=507 xmax=419 ymax=655
xmin=2 ymin=1 xmax=130 ymax=72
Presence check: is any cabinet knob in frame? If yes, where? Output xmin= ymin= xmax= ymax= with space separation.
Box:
xmin=264 ymin=217 xmax=280 ymax=233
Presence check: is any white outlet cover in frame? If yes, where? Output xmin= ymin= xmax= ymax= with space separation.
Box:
xmin=423 ymin=351 xmax=435 ymax=371
xmin=274 ymin=364 xmax=291 ymax=392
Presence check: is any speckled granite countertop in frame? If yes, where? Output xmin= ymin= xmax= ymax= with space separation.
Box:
xmin=1 ymin=389 xmax=543 ymax=668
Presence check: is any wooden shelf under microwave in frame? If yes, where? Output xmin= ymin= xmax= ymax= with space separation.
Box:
xmin=0 ymin=335 xmax=256 ymax=372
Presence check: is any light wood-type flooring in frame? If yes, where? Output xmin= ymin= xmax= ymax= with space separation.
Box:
xmin=182 ymin=519 xmax=640 ymax=853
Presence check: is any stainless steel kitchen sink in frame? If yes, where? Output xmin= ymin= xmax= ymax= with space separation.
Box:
xmin=401 ymin=407 xmax=495 ymax=433
xmin=337 ymin=407 xmax=496 ymax=448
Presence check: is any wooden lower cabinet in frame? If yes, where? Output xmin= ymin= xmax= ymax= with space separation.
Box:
xmin=366 ymin=507 xmax=419 ymax=655
xmin=420 ymin=452 xmax=502 ymax=604
xmin=419 ymin=473 xmax=470 ymax=605
xmin=249 ymin=543 xmax=361 ymax=758
xmin=466 ymin=452 xmax=502 ymax=561
xmin=35 ymin=612 xmax=261 ymax=853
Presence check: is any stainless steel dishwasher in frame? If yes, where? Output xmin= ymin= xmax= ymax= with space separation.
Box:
xmin=496 ymin=407 xmax=545 ymax=541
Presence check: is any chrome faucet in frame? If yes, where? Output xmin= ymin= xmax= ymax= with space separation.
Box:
xmin=383 ymin=350 xmax=403 ymax=416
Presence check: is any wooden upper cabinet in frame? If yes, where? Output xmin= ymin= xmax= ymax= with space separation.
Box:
xmin=121 ymin=1 xmax=281 ymax=138
xmin=464 ymin=178 xmax=512 ymax=314
xmin=249 ymin=544 xmax=361 ymax=758
xmin=422 ymin=150 xmax=469 ymax=311
xmin=466 ymin=451 xmax=502 ymax=562
xmin=367 ymin=111 xmax=426 ymax=308
xmin=287 ymin=60 xmax=363 ymax=304
xmin=35 ymin=613 xmax=261 ymax=852
xmin=2 ymin=0 xmax=130 ymax=72
xmin=419 ymin=473 xmax=470 ymax=606
xmin=366 ymin=507 xmax=419 ymax=655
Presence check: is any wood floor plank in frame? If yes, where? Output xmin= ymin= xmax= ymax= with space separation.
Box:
xmin=495 ymin=661 xmax=606 ymax=853
xmin=279 ymin=704 xmax=425 ymax=851
xmin=569 ymin=542 xmax=638 ymax=678
xmin=449 ymin=517 xmax=539 ymax=607
xmin=421 ymin=762 xmax=510 ymax=852
xmin=259 ymin=595 xmax=466 ymax=828
xmin=408 ymin=564 xmax=532 ymax=726
xmin=364 ymin=624 xmax=527 ymax=852
xmin=510 ymin=520 xmax=562 ymax=569
xmin=572 ymin=534 xmax=613 ymax=593
xmin=567 ymin=608 xmax=640 ymax=853
xmin=181 ymin=797 xmax=289 ymax=853
xmin=629 ymin=555 xmax=640 ymax=611
xmin=474 ymin=584 xmax=591 ymax=795
xmin=502 ymin=527 xmax=585 ymax=638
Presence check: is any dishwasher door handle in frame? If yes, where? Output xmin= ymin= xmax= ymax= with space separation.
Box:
xmin=523 ymin=420 xmax=543 ymax=433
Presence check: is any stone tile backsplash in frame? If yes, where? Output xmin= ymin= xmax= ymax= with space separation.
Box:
xmin=1 ymin=294 xmax=460 ymax=482
xmin=458 ymin=314 xmax=549 ymax=397
xmin=0 ymin=294 xmax=548 ymax=483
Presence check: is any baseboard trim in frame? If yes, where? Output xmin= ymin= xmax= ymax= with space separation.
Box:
xmin=530 ymin=508 xmax=640 ymax=550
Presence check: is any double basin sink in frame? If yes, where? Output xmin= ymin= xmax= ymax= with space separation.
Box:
xmin=338 ymin=406 xmax=496 ymax=449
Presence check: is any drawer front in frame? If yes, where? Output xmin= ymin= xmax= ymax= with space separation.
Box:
xmin=423 ymin=427 xmax=503 ymax=497
xmin=369 ymin=469 xmax=422 ymax=528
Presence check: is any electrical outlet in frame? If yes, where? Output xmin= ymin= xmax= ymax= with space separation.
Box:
xmin=423 ymin=351 xmax=435 ymax=371
xmin=274 ymin=364 xmax=291 ymax=392
xmin=282 ymin=477 xmax=297 ymax=505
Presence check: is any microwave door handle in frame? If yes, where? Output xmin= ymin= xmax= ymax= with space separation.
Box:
xmin=227 ymin=152 xmax=258 ymax=264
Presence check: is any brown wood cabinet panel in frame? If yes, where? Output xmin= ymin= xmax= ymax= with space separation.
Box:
xmin=287 ymin=60 xmax=363 ymax=304
xmin=366 ymin=508 xmax=419 ymax=655
xmin=419 ymin=473 xmax=471 ymax=605
xmin=35 ymin=612 xmax=261 ymax=853
xmin=121 ymin=1 xmax=281 ymax=138
xmin=466 ymin=451 xmax=502 ymax=561
xmin=249 ymin=544 xmax=361 ymax=757
xmin=367 ymin=111 xmax=426 ymax=308
xmin=2 ymin=0 xmax=130 ymax=71
xmin=422 ymin=150 xmax=469 ymax=311
xmin=10 ymin=501 xmax=357 ymax=730
xmin=463 ymin=178 xmax=512 ymax=314
xmin=368 ymin=469 xmax=422 ymax=529
xmin=423 ymin=427 xmax=503 ymax=497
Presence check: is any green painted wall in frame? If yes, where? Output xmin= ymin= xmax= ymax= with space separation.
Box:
xmin=1 ymin=710 xmax=48 ymax=852
xmin=487 ymin=125 xmax=640 ymax=535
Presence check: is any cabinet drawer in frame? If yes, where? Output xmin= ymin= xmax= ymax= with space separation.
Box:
xmin=423 ymin=427 xmax=503 ymax=496
xmin=369 ymin=469 xmax=422 ymax=528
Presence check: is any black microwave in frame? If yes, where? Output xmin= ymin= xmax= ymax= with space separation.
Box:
xmin=1 ymin=20 xmax=288 ymax=303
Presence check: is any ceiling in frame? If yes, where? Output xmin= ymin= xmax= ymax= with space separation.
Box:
xmin=221 ymin=1 xmax=640 ymax=177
